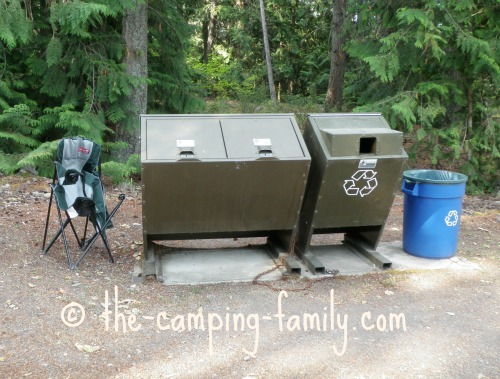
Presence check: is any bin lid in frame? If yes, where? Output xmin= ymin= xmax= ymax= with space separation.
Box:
xmin=221 ymin=117 xmax=305 ymax=159
xmin=143 ymin=117 xmax=227 ymax=160
xmin=310 ymin=113 xmax=390 ymax=130
xmin=403 ymin=169 xmax=468 ymax=184
xmin=308 ymin=113 xmax=405 ymax=157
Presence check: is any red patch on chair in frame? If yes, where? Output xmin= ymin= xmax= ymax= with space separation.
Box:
xmin=78 ymin=146 xmax=90 ymax=154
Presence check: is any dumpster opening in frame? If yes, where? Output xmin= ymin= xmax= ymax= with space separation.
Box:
xmin=360 ymin=137 xmax=376 ymax=154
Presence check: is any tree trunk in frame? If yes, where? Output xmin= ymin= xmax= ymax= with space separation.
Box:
xmin=259 ymin=0 xmax=277 ymax=107
xmin=325 ymin=0 xmax=346 ymax=112
xmin=203 ymin=0 xmax=216 ymax=64
xmin=117 ymin=0 xmax=148 ymax=160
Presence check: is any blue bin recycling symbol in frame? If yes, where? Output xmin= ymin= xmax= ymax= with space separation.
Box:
xmin=343 ymin=170 xmax=378 ymax=197
xmin=445 ymin=210 xmax=459 ymax=227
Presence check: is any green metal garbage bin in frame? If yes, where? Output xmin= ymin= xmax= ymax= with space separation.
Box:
xmin=296 ymin=113 xmax=408 ymax=272
xmin=140 ymin=114 xmax=311 ymax=278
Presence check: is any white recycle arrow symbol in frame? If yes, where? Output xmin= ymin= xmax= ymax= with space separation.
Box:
xmin=343 ymin=170 xmax=378 ymax=197
xmin=343 ymin=179 xmax=359 ymax=196
xmin=445 ymin=210 xmax=459 ymax=226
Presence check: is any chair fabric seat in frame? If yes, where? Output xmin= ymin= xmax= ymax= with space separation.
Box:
xmin=53 ymin=161 xmax=107 ymax=228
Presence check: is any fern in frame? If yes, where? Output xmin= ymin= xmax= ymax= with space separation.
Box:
xmin=415 ymin=99 xmax=446 ymax=129
xmin=40 ymin=66 xmax=68 ymax=97
xmin=0 ymin=111 xmax=39 ymax=173
xmin=106 ymin=103 xmax=127 ymax=123
xmin=0 ymin=130 xmax=38 ymax=148
xmin=415 ymin=82 xmax=449 ymax=97
xmin=447 ymin=0 xmax=476 ymax=11
xmin=49 ymin=1 xmax=113 ymax=38
xmin=0 ymin=0 xmax=32 ymax=49
xmin=363 ymin=54 xmax=400 ymax=83
xmin=16 ymin=140 xmax=59 ymax=177
xmin=46 ymin=37 xmax=63 ymax=68
xmin=0 ymin=104 xmax=39 ymax=153
xmin=397 ymin=8 xmax=434 ymax=29
xmin=391 ymin=94 xmax=417 ymax=129
xmin=101 ymin=154 xmax=139 ymax=184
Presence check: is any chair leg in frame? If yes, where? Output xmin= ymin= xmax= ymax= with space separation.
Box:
xmin=42 ymin=217 xmax=70 ymax=255
xmin=81 ymin=216 xmax=90 ymax=247
xmin=96 ymin=194 xmax=126 ymax=264
xmin=41 ymin=186 xmax=54 ymax=253
xmin=54 ymin=201 xmax=73 ymax=269
xmin=42 ymin=184 xmax=73 ymax=256
xmin=100 ymin=230 xmax=114 ymax=263
xmin=66 ymin=214 xmax=83 ymax=249
xmin=71 ymin=194 xmax=125 ymax=269
xmin=72 ymin=231 xmax=100 ymax=268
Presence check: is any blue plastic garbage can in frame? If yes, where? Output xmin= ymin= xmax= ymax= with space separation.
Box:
xmin=401 ymin=169 xmax=468 ymax=259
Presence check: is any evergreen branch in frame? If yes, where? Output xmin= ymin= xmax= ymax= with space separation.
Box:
xmin=444 ymin=8 xmax=467 ymax=36
xmin=0 ymin=42 xmax=5 ymax=79
xmin=458 ymin=10 xmax=485 ymax=25
xmin=148 ymin=5 xmax=184 ymax=49
xmin=91 ymin=65 xmax=97 ymax=113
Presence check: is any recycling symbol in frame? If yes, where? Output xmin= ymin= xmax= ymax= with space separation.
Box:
xmin=445 ymin=210 xmax=459 ymax=227
xmin=343 ymin=170 xmax=378 ymax=197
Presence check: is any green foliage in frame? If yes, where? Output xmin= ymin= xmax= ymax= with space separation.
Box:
xmin=101 ymin=154 xmax=140 ymax=184
xmin=0 ymin=0 xmax=497 ymax=193
xmin=46 ymin=37 xmax=63 ymax=68
xmin=0 ymin=0 xmax=32 ymax=49
xmin=16 ymin=140 xmax=59 ymax=177
xmin=0 ymin=0 xmax=200 ymax=180
xmin=147 ymin=0 xmax=202 ymax=114
xmin=363 ymin=54 xmax=401 ymax=83
xmin=0 ymin=103 xmax=39 ymax=167
xmin=187 ymin=0 xmax=333 ymax=99
xmin=190 ymin=53 xmax=257 ymax=99
xmin=345 ymin=0 xmax=499 ymax=193
xmin=49 ymin=1 xmax=114 ymax=38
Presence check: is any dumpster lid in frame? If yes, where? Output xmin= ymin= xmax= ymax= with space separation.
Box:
xmin=320 ymin=127 xmax=401 ymax=136
xmin=221 ymin=116 xmax=306 ymax=159
xmin=143 ymin=117 xmax=227 ymax=160
xmin=310 ymin=113 xmax=390 ymax=130
xmin=403 ymin=169 xmax=468 ymax=184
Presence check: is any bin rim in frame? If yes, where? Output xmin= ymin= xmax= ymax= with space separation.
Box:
xmin=403 ymin=169 xmax=468 ymax=184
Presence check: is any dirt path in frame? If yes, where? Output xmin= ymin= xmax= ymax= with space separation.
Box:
xmin=0 ymin=173 xmax=498 ymax=378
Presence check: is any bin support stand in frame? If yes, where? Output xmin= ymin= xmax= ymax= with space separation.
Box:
xmin=295 ymin=220 xmax=392 ymax=274
xmin=294 ymin=225 xmax=327 ymax=275
xmin=136 ymin=231 xmax=300 ymax=282
xmin=268 ymin=233 xmax=325 ymax=275
xmin=294 ymin=218 xmax=328 ymax=274
xmin=294 ymin=245 xmax=326 ymax=275
xmin=344 ymin=234 xmax=392 ymax=269
xmin=267 ymin=236 xmax=304 ymax=275
xmin=133 ymin=232 xmax=157 ymax=283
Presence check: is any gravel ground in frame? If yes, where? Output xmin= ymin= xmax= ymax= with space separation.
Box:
xmin=0 ymin=173 xmax=498 ymax=379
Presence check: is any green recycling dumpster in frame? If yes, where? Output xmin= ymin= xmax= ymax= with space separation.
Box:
xmin=296 ymin=113 xmax=408 ymax=272
xmin=402 ymin=169 xmax=468 ymax=259
xmin=140 ymin=114 xmax=311 ymax=275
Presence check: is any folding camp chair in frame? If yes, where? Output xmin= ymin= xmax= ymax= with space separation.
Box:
xmin=41 ymin=136 xmax=125 ymax=269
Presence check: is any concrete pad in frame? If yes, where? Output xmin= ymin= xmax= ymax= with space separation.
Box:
xmin=148 ymin=240 xmax=480 ymax=285
xmin=157 ymin=245 xmax=283 ymax=285
xmin=378 ymin=241 xmax=482 ymax=271
xmin=299 ymin=241 xmax=481 ymax=278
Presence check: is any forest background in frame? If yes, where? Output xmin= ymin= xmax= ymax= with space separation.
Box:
xmin=0 ymin=0 xmax=498 ymax=193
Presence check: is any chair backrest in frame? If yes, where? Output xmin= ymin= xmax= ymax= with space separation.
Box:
xmin=57 ymin=136 xmax=101 ymax=174
xmin=53 ymin=137 xmax=107 ymax=227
